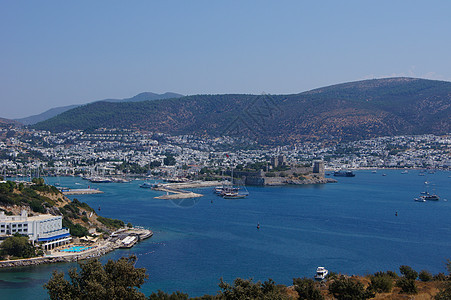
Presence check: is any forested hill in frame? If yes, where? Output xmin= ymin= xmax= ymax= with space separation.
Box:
xmin=33 ymin=78 xmax=451 ymax=143
xmin=16 ymin=92 xmax=183 ymax=125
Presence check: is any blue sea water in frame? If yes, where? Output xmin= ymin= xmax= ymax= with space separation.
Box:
xmin=0 ymin=170 xmax=450 ymax=298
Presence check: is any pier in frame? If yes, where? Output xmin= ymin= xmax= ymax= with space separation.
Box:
xmin=153 ymin=180 xmax=228 ymax=200
xmin=61 ymin=188 xmax=104 ymax=195
xmin=153 ymin=186 xmax=203 ymax=199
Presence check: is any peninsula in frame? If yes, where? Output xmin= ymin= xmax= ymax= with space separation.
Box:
xmin=0 ymin=178 xmax=152 ymax=268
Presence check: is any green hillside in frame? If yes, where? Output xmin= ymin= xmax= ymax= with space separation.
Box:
xmin=33 ymin=78 xmax=451 ymax=143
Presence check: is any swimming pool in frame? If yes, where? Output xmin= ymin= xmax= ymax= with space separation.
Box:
xmin=60 ymin=246 xmax=93 ymax=253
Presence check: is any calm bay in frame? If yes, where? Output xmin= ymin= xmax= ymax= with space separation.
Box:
xmin=1 ymin=170 xmax=450 ymax=298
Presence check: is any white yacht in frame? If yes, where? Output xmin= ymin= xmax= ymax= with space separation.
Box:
xmin=314 ymin=267 xmax=329 ymax=280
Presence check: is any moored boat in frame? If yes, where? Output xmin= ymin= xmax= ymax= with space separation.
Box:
xmin=314 ymin=267 xmax=329 ymax=280
xmin=421 ymin=193 xmax=440 ymax=201
xmin=333 ymin=170 xmax=355 ymax=177
xmin=222 ymin=193 xmax=248 ymax=199
xmin=140 ymin=181 xmax=158 ymax=189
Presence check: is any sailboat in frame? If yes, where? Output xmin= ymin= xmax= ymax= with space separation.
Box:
xmin=414 ymin=181 xmax=440 ymax=201
xmin=221 ymin=167 xmax=249 ymax=199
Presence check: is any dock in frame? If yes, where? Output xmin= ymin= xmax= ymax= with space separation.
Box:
xmin=153 ymin=186 xmax=203 ymax=199
xmin=152 ymin=180 xmax=229 ymax=199
xmin=62 ymin=188 xmax=104 ymax=195
xmin=110 ymin=228 xmax=153 ymax=248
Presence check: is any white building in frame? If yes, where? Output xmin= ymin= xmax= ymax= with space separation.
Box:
xmin=0 ymin=210 xmax=71 ymax=250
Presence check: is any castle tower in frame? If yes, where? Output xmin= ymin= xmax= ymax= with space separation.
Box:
xmin=313 ymin=160 xmax=325 ymax=177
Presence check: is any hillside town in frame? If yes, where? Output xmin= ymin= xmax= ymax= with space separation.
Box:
xmin=0 ymin=126 xmax=449 ymax=179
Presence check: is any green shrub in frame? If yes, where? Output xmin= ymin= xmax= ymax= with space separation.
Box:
xmin=293 ymin=277 xmax=324 ymax=300
xmin=368 ymin=274 xmax=393 ymax=293
xmin=0 ymin=235 xmax=36 ymax=258
xmin=399 ymin=265 xmax=418 ymax=280
xmin=328 ymin=276 xmax=375 ymax=300
xmin=396 ymin=277 xmax=417 ymax=294
xmin=62 ymin=217 xmax=89 ymax=237
xmin=419 ymin=270 xmax=433 ymax=282
xmin=386 ymin=270 xmax=398 ymax=279
xmin=326 ymin=271 xmax=338 ymax=280
xmin=30 ymin=199 xmax=46 ymax=213
xmin=218 ymin=278 xmax=289 ymax=300
xmin=148 ymin=291 xmax=189 ymax=300
xmin=71 ymin=198 xmax=94 ymax=212
xmin=97 ymin=216 xmax=124 ymax=229
xmin=433 ymin=273 xmax=447 ymax=281
xmin=434 ymin=260 xmax=451 ymax=300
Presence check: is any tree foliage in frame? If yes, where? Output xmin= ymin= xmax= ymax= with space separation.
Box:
xmin=367 ymin=273 xmax=393 ymax=293
xmin=44 ymin=255 xmax=148 ymax=300
xmin=434 ymin=259 xmax=451 ymax=300
xmin=0 ymin=180 xmax=56 ymax=212
xmin=399 ymin=265 xmax=418 ymax=280
xmin=217 ymin=277 xmax=289 ymax=300
xmin=0 ymin=234 xmax=36 ymax=258
xmin=396 ymin=265 xmax=418 ymax=294
xmin=97 ymin=216 xmax=124 ymax=229
xmin=148 ymin=291 xmax=190 ymax=300
xmin=292 ymin=277 xmax=324 ymax=300
xmin=62 ymin=217 xmax=89 ymax=237
xmin=328 ymin=276 xmax=375 ymax=300
xmin=395 ymin=277 xmax=417 ymax=294
xmin=419 ymin=270 xmax=433 ymax=282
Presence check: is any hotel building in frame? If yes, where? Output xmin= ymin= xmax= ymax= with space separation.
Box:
xmin=0 ymin=210 xmax=71 ymax=250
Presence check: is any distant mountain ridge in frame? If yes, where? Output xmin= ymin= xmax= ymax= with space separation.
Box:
xmin=15 ymin=92 xmax=183 ymax=125
xmin=33 ymin=78 xmax=451 ymax=143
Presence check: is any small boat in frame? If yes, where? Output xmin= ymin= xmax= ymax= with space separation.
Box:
xmin=401 ymin=170 xmax=408 ymax=174
xmin=314 ymin=267 xmax=329 ymax=280
xmin=89 ymin=176 xmax=113 ymax=183
xmin=414 ymin=197 xmax=426 ymax=202
xmin=382 ymin=174 xmax=387 ymax=176
xmin=333 ymin=170 xmax=355 ymax=177
xmin=140 ymin=181 xmax=158 ymax=189
xmin=214 ymin=186 xmax=236 ymax=194
xmin=222 ymin=192 xmax=248 ymax=199
xmin=140 ymin=182 xmax=153 ymax=188
xmin=421 ymin=194 xmax=440 ymax=201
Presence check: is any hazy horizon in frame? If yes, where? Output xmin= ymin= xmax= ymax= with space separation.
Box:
xmin=2 ymin=1 xmax=451 ymax=119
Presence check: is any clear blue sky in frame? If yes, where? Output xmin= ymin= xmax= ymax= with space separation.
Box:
xmin=1 ymin=0 xmax=451 ymax=119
